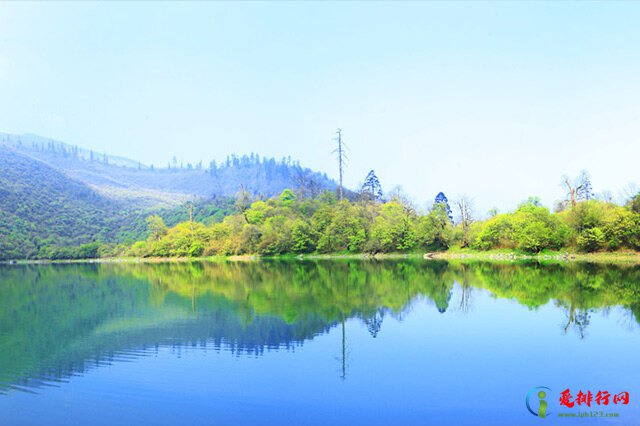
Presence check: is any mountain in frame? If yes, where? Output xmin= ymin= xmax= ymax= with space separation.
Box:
xmin=0 ymin=145 xmax=151 ymax=259
xmin=0 ymin=132 xmax=339 ymax=260
xmin=0 ymin=133 xmax=337 ymax=209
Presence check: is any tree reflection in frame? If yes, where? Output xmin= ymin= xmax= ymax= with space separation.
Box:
xmin=364 ymin=311 xmax=384 ymax=338
xmin=562 ymin=305 xmax=593 ymax=339
xmin=0 ymin=260 xmax=639 ymax=391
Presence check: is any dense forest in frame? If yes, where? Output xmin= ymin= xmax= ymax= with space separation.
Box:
xmin=114 ymin=175 xmax=640 ymax=259
xmin=0 ymin=148 xmax=142 ymax=259
xmin=1 ymin=133 xmax=639 ymax=260
xmin=0 ymin=145 xmax=244 ymax=260
xmin=0 ymin=134 xmax=337 ymax=260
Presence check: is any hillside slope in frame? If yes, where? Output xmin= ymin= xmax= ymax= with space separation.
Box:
xmin=0 ymin=132 xmax=342 ymax=259
xmin=0 ymin=133 xmax=337 ymax=208
xmin=0 ymin=146 xmax=147 ymax=259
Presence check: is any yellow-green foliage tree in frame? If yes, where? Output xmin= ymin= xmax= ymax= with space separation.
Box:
xmin=473 ymin=202 xmax=568 ymax=253
xmin=124 ymin=187 xmax=640 ymax=258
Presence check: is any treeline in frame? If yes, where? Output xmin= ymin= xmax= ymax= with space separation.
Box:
xmin=116 ymin=187 xmax=640 ymax=258
xmin=5 ymin=137 xmax=638 ymax=260
xmin=14 ymin=198 xmax=238 ymax=261
xmin=0 ymin=145 xmax=247 ymax=260
xmin=0 ymin=148 xmax=148 ymax=260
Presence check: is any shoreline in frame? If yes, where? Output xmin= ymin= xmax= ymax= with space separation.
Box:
xmin=0 ymin=253 xmax=421 ymax=265
xmin=430 ymin=250 xmax=640 ymax=264
xmin=3 ymin=250 xmax=640 ymax=265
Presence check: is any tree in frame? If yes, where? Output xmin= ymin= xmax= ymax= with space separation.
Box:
xmin=563 ymin=170 xmax=594 ymax=207
xmin=361 ymin=170 xmax=383 ymax=201
xmin=315 ymin=201 xmax=366 ymax=253
xmin=577 ymin=227 xmax=605 ymax=252
xmin=418 ymin=203 xmax=454 ymax=250
xmin=455 ymin=197 xmax=474 ymax=248
xmin=146 ymin=215 xmax=168 ymax=242
xmin=291 ymin=220 xmax=315 ymax=253
xmin=521 ymin=196 xmax=542 ymax=207
xmin=627 ymin=192 xmax=640 ymax=214
xmin=333 ymin=129 xmax=347 ymax=200
xmin=511 ymin=205 xmax=565 ymax=253
xmin=235 ymin=186 xmax=252 ymax=223
xmin=367 ymin=201 xmax=418 ymax=253
xmin=577 ymin=171 xmax=594 ymax=201
xmin=293 ymin=169 xmax=321 ymax=200
xmin=473 ymin=204 xmax=568 ymax=253
xmin=434 ymin=192 xmax=453 ymax=222
xmin=620 ymin=183 xmax=639 ymax=205
xmin=279 ymin=189 xmax=297 ymax=208
xmin=186 ymin=200 xmax=195 ymax=231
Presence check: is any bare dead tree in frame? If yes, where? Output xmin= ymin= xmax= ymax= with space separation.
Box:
xmin=187 ymin=199 xmax=195 ymax=231
xmin=332 ymin=129 xmax=348 ymax=200
xmin=235 ymin=184 xmax=252 ymax=223
xmin=293 ymin=169 xmax=321 ymax=200
xmin=563 ymin=171 xmax=593 ymax=207
xmin=563 ymin=176 xmax=577 ymax=207
xmin=459 ymin=265 xmax=472 ymax=313
xmin=562 ymin=305 xmax=591 ymax=340
xmin=620 ymin=183 xmax=639 ymax=204
xmin=455 ymin=196 xmax=474 ymax=248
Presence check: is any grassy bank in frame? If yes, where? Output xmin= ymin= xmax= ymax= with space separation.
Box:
xmin=430 ymin=248 xmax=640 ymax=264
xmin=4 ymin=249 xmax=640 ymax=265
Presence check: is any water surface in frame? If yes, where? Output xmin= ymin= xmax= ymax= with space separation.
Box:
xmin=1 ymin=260 xmax=639 ymax=425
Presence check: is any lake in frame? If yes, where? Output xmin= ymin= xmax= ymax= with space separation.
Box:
xmin=1 ymin=260 xmax=639 ymax=425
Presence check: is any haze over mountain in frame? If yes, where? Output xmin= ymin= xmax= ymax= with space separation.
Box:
xmin=0 ymin=132 xmax=336 ymax=207
xmin=0 ymin=132 xmax=339 ymax=259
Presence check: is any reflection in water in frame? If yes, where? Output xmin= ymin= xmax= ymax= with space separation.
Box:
xmin=563 ymin=306 xmax=593 ymax=339
xmin=0 ymin=260 xmax=639 ymax=394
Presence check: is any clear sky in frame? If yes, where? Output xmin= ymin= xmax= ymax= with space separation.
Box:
xmin=1 ymin=2 xmax=639 ymax=214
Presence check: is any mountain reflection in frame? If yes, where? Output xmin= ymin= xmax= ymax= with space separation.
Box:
xmin=1 ymin=259 xmax=639 ymax=393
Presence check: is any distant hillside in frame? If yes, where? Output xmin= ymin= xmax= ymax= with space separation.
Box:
xmin=0 ymin=133 xmax=337 ymax=209
xmin=0 ymin=132 xmax=341 ymax=259
xmin=0 ymin=145 xmax=151 ymax=259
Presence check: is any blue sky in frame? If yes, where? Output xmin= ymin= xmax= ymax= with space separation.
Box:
xmin=1 ymin=2 xmax=639 ymax=214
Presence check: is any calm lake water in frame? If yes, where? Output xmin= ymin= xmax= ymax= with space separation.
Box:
xmin=1 ymin=260 xmax=639 ymax=425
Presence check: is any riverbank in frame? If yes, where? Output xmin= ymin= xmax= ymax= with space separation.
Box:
xmin=430 ymin=249 xmax=640 ymax=264
xmin=0 ymin=253 xmax=421 ymax=265
xmin=3 ymin=250 xmax=640 ymax=265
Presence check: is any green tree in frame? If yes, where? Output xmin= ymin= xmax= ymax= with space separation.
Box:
xmin=279 ymin=189 xmax=297 ymax=208
xmin=315 ymin=201 xmax=366 ymax=253
xmin=367 ymin=201 xmax=417 ymax=253
xmin=146 ymin=215 xmax=168 ymax=242
xmin=361 ymin=170 xmax=383 ymax=201
xmin=577 ymin=228 xmax=605 ymax=252
xmin=291 ymin=220 xmax=315 ymax=253
xmin=418 ymin=203 xmax=454 ymax=250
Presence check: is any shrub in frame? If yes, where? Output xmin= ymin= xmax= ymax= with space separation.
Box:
xmin=577 ymin=228 xmax=605 ymax=252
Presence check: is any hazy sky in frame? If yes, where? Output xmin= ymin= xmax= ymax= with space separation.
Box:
xmin=1 ymin=2 xmax=639 ymax=214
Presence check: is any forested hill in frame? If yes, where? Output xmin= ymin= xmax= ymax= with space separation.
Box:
xmin=0 ymin=132 xmax=339 ymax=260
xmin=0 ymin=146 xmax=149 ymax=259
xmin=0 ymin=132 xmax=337 ymax=208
